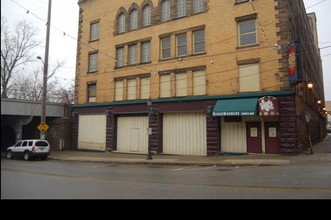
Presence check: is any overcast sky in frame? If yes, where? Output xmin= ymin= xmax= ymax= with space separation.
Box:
xmin=1 ymin=0 xmax=330 ymax=100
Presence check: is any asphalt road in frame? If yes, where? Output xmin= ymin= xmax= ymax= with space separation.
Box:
xmin=1 ymin=158 xmax=331 ymax=199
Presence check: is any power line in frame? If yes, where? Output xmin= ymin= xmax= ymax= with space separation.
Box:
xmin=306 ymin=0 xmax=328 ymax=9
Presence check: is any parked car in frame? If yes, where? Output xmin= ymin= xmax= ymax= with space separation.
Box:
xmin=6 ymin=139 xmax=50 ymax=161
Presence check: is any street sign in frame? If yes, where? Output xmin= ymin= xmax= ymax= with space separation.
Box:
xmin=38 ymin=122 xmax=49 ymax=132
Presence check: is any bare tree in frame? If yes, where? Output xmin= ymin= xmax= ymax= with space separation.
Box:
xmin=1 ymin=17 xmax=40 ymax=98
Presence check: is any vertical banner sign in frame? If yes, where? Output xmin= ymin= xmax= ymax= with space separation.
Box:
xmin=288 ymin=41 xmax=302 ymax=85
xmin=259 ymin=96 xmax=279 ymax=116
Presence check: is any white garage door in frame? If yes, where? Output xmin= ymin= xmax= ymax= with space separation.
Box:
xmin=78 ymin=115 xmax=106 ymax=151
xmin=163 ymin=112 xmax=206 ymax=156
xmin=117 ymin=116 xmax=148 ymax=153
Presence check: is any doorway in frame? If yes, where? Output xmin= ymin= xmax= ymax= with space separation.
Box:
xmin=264 ymin=122 xmax=280 ymax=154
xmin=246 ymin=122 xmax=262 ymax=153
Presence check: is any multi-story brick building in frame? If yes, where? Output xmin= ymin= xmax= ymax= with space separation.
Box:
xmin=72 ymin=0 xmax=327 ymax=156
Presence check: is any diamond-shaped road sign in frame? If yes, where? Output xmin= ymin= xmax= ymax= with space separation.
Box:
xmin=37 ymin=122 xmax=49 ymax=132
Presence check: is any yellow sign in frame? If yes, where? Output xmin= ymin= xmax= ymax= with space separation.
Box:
xmin=38 ymin=122 xmax=49 ymax=132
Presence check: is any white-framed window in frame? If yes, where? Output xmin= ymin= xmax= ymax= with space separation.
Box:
xmin=238 ymin=19 xmax=257 ymax=46
xmin=90 ymin=21 xmax=99 ymax=41
xmin=193 ymin=30 xmax=205 ymax=54
xmin=118 ymin=13 xmax=125 ymax=34
xmin=192 ymin=0 xmax=204 ymax=14
xmin=141 ymin=41 xmax=151 ymax=63
xmin=88 ymin=83 xmax=96 ymax=103
xmin=161 ymin=0 xmax=171 ymax=22
xmin=177 ymin=0 xmax=187 ymax=18
xmin=128 ymin=44 xmax=137 ymax=65
xmin=142 ymin=5 xmax=151 ymax=27
xmin=161 ymin=36 xmax=171 ymax=59
xmin=116 ymin=47 xmax=125 ymax=68
xmin=129 ymin=9 xmax=138 ymax=30
xmin=88 ymin=52 xmax=98 ymax=73
xmin=239 ymin=63 xmax=260 ymax=92
xmin=176 ymin=33 xmax=187 ymax=57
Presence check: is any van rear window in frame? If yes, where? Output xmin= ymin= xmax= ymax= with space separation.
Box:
xmin=35 ymin=141 xmax=49 ymax=147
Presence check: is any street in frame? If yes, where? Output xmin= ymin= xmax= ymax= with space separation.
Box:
xmin=2 ymin=157 xmax=331 ymax=199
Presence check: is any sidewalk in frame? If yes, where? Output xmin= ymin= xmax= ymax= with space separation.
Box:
xmin=48 ymin=134 xmax=331 ymax=166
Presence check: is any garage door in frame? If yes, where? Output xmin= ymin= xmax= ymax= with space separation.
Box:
xmin=117 ymin=116 xmax=148 ymax=153
xmin=78 ymin=115 xmax=106 ymax=151
xmin=163 ymin=112 xmax=206 ymax=156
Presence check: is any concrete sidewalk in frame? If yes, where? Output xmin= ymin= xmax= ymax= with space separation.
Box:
xmin=48 ymin=134 xmax=331 ymax=166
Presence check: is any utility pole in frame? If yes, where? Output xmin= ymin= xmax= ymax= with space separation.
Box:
xmin=39 ymin=0 xmax=52 ymax=140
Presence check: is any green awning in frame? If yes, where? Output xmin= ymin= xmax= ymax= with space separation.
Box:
xmin=213 ymin=98 xmax=258 ymax=116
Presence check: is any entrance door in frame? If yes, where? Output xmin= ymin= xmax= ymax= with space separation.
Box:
xmin=246 ymin=122 xmax=262 ymax=153
xmin=265 ymin=122 xmax=280 ymax=154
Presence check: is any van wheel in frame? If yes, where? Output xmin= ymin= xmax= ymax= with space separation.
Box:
xmin=6 ymin=150 xmax=13 ymax=159
xmin=41 ymin=156 xmax=47 ymax=160
xmin=24 ymin=152 xmax=30 ymax=161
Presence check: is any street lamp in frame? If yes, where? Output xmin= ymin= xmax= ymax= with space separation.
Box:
xmin=146 ymin=100 xmax=153 ymax=160
xmin=37 ymin=0 xmax=52 ymax=140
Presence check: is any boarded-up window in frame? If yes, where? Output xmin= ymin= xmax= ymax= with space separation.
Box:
xmin=160 ymin=74 xmax=171 ymax=98
xmin=115 ymin=80 xmax=124 ymax=101
xmin=140 ymin=77 xmax=150 ymax=99
xmin=176 ymin=73 xmax=187 ymax=97
xmin=127 ymin=79 xmax=136 ymax=100
xmin=239 ymin=63 xmax=260 ymax=92
xmin=193 ymin=70 xmax=206 ymax=95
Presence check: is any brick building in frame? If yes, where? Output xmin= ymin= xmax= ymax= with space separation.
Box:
xmin=72 ymin=0 xmax=327 ymax=156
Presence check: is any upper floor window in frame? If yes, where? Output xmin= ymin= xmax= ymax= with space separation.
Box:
xmin=177 ymin=0 xmax=187 ymax=18
xmin=142 ymin=5 xmax=152 ymax=27
xmin=118 ymin=13 xmax=126 ymax=34
xmin=116 ymin=47 xmax=125 ymax=68
xmin=161 ymin=36 xmax=171 ymax=59
xmin=176 ymin=33 xmax=187 ymax=57
xmin=192 ymin=0 xmax=204 ymax=14
xmin=161 ymin=0 xmax=171 ymax=22
xmin=238 ymin=19 xmax=257 ymax=46
xmin=130 ymin=9 xmax=138 ymax=30
xmin=128 ymin=44 xmax=137 ymax=65
xmin=239 ymin=63 xmax=260 ymax=92
xmin=90 ymin=21 xmax=99 ymax=42
xmin=88 ymin=83 xmax=96 ymax=103
xmin=141 ymin=41 xmax=151 ymax=63
xmin=193 ymin=30 xmax=205 ymax=54
xmin=88 ymin=52 xmax=98 ymax=73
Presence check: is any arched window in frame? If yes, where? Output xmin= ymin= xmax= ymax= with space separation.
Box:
xmin=118 ymin=13 xmax=126 ymax=34
xmin=176 ymin=0 xmax=187 ymax=18
xmin=161 ymin=0 xmax=171 ymax=22
xmin=192 ymin=0 xmax=204 ymax=14
xmin=142 ymin=5 xmax=151 ymax=27
xmin=130 ymin=9 xmax=138 ymax=30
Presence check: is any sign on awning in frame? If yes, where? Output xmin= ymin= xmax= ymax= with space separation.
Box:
xmin=259 ymin=96 xmax=279 ymax=116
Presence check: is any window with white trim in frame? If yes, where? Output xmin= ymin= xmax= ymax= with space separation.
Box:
xmin=177 ymin=0 xmax=187 ymax=18
xmin=176 ymin=33 xmax=187 ymax=57
xmin=90 ymin=21 xmax=99 ymax=42
xmin=142 ymin=5 xmax=151 ymax=27
xmin=130 ymin=9 xmax=138 ymax=30
xmin=118 ymin=13 xmax=125 ymax=34
xmin=88 ymin=83 xmax=96 ymax=103
xmin=161 ymin=36 xmax=171 ymax=59
xmin=88 ymin=52 xmax=98 ymax=73
xmin=192 ymin=0 xmax=204 ymax=14
xmin=141 ymin=41 xmax=151 ymax=63
xmin=238 ymin=19 xmax=257 ymax=46
xmin=193 ymin=30 xmax=205 ymax=54
xmin=161 ymin=0 xmax=171 ymax=22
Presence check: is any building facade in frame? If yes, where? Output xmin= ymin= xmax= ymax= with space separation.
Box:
xmin=73 ymin=0 xmax=327 ymax=156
